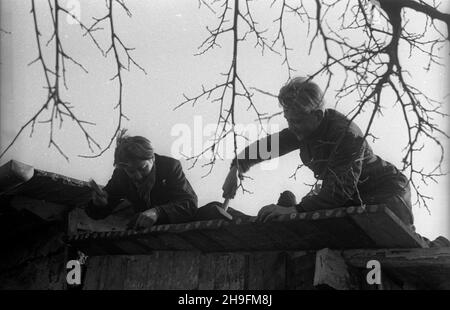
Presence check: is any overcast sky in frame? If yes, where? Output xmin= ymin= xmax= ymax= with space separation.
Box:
xmin=1 ymin=0 xmax=448 ymax=239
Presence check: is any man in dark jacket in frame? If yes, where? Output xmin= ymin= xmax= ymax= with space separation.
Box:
xmin=222 ymin=77 xmax=414 ymax=227
xmin=86 ymin=130 xmax=198 ymax=229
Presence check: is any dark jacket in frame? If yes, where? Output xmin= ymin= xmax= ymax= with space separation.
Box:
xmin=85 ymin=154 xmax=198 ymax=224
xmin=233 ymin=109 xmax=413 ymax=223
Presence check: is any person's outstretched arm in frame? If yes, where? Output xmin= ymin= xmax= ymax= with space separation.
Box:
xmin=223 ymin=128 xmax=300 ymax=198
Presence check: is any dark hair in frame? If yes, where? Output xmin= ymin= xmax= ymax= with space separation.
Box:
xmin=113 ymin=129 xmax=154 ymax=166
xmin=278 ymin=76 xmax=325 ymax=113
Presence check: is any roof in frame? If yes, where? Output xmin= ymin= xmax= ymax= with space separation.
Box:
xmin=0 ymin=159 xmax=429 ymax=255
xmin=68 ymin=204 xmax=427 ymax=255
xmin=5 ymin=159 xmax=450 ymax=289
xmin=0 ymin=160 xmax=92 ymax=208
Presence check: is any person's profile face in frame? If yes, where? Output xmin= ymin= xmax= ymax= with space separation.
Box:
xmin=283 ymin=106 xmax=321 ymax=141
xmin=121 ymin=158 xmax=154 ymax=183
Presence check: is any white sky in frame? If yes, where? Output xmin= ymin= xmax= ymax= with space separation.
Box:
xmin=1 ymin=0 xmax=448 ymax=240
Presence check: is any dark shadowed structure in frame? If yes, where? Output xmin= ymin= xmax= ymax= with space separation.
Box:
xmin=0 ymin=160 xmax=449 ymax=290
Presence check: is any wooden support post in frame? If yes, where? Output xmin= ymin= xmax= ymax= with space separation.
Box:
xmin=313 ymin=248 xmax=358 ymax=290
xmin=285 ymin=251 xmax=316 ymax=290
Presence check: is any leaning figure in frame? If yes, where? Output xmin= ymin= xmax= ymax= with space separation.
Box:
xmin=222 ymin=77 xmax=415 ymax=229
xmin=86 ymin=129 xmax=198 ymax=229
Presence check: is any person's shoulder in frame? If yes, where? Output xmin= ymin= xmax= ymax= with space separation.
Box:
xmin=325 ymin=108 xmax=363 ymax=138
xmin=326 ymin=108 xmax=348 ymax=124
xmin=154 ymin=154 xmax=181 ymax=169
xmin=111 ymin=167 xmax=127 ymax=179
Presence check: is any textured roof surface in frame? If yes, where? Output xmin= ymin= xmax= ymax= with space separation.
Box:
xmin=0 ymin=160 xmax=428 ymax=255
xmin=68 ymin=205 xmax=427 ymax=255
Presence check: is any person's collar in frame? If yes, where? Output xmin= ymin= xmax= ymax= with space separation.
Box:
xmin=304 ymin=109 xmax=328 ymax=141
xmin=145 ymin=159 xmax=157 ymax=187
xmin=131 ymin=158 xmax=157 ymax=188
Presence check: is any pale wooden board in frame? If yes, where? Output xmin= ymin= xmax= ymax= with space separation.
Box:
xmin=314 ymin=248 xmax=358 ymax=290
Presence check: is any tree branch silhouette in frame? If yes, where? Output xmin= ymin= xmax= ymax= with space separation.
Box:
xmin=183 ymin=0 xmax=449 ymax=210
xmin=0 ymin=0 xmax=146 ymax=161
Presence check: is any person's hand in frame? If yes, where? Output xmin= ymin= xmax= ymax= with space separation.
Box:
xmin=127 ymin=209 xmax=158 ymax=230
xmin=257 ymin=204 xmax=296 ymax=222
xmin=222 ymin=166 xmax=243 ymax=199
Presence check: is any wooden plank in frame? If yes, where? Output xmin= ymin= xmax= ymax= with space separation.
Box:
xmin=123 ymin=255 xmax=151 ymax=289
xmin=132 ymin=233 xmax=171 ymax=251
xmin=187 ymin=220 xmax=246 ymax=252
xmin=314 ymin=248 xmax=358 ymax=290
xmin=9 ymin=169 xmax=92 ymax=208
xmin=113 ymin=240 xmax=155 ymax=254
xmin=279 ymin=208 xmax=373 ymax=250
xmin=10 ymin=196 xmax=70 ymax=222
xmin=145 ymin=252 xmax=164 ymax=289
xmin=68 ymin=205 xmax=427 ymax=254
xmin=83 ymin=256 xmax=104 ymax=289
xmin=157 ymin=252 xmax=200 ymax=290
xmin=343 ymin=247 xmax=450 ymax=289
xmin=47 ymin=251 xmax=68 ymax=290
xmin=178 ymin=229 xmax=229 ymax=252
xmin=67 ymin=207 xmax=130 ymax=236
xmin=153 ymin=232 xmax=198 ymax=251
xmin=226 ymin=218 xmax=312 ymax=251
xmin=198 ymin=253 xmax=246 ymax=290
xmin=93 ymin=256 xmax=110 ymax=290
xmin=102 ymin=255 xmax=128 ymax=290
xmin=221 ymin=220 xmax=280 ymax=251
xmin=280 ymin=219 xmax=332 ymax=250
xmin=349 ymin=205 xmax=428 ymax=248
xmin=308 ymin=216 xmax=374 ymax=249
xmin=247 ymin=252 xmax=286 ymax=290
xmin=285 ymin=251 xmax=316 ymax=290
xmin=0 ymin=251 xmax=66 ymax=290
xmin=358 ymin=268 xmax=405 ymax=290
xmin=343 ymin=247 xmax=450 ymax=268
xmin=76 ymin=236 xmax=121 ymax=256
xmin=195 ymin=227 xmax=249 ymax=252
xmin=268 ymin=220 xmax=328 ymax=250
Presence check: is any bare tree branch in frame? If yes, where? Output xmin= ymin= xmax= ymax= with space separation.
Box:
xmin=1 ymin=0 xmax=102 ymax=160
xmin=186 ymin=0 xmax=449 ymax=211
xmin=80 ymin=0 xmax=147 ymax=158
